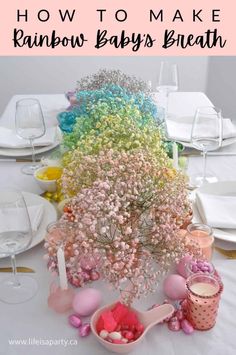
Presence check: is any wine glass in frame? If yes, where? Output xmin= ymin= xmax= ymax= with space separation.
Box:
xmin=0 ymin=189 xmax=38 ymax=303
xmin=15 ymin=98 xmax=46 ymax=175
xmin=190 ymin=106 xmax=223 ymax=186
xmin=157 ymin=61 xmax=178 ymax=120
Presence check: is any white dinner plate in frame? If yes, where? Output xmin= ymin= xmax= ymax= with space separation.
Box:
xmin=193 ymin=181 xmax=236 ymax=243
xmin=177 ymin=137 xmax=236 ymax=149
xmin=0 ymin=127 xmax=62 ymax=157
xmin=0 ymin=191 xmax=57 ymax=258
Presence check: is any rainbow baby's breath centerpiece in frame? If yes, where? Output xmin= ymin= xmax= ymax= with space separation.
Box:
xmin=76 ymin=69 xmax=151 ymax=93
xmin=46 ymin=149 xmax=194 ymax=304
xmin=61 ymin=113 xmax=165 ymax=197
xmin=45 ymin=69 xmax=196 ymax=303
xmin=58 ymin=84 xmax=158 ymax=138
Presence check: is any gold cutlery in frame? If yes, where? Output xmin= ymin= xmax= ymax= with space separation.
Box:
xmin=181 ymin=152 xmax=201 ymax=157
xmin=215 ymin=246 xmax=236 ymax=259
xmin=0 ymin=266 xmax=35 ymax=273
xmin=0 ymin=158 xmax=41 ymax=163
xmin=181 ymin=152 xmax=236 ymax=157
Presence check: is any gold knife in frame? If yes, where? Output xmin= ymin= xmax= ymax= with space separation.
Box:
xmin=215 ymin=247 xmax=236 ymax=259
xmin=0 ymin=267 xmax=35 ymax=273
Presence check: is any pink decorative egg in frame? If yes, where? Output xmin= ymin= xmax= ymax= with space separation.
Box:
xmin=72 ymin=288 xmax=102 ymax=316
xmin=163 ymin=274 xmax=187 ymax=300
xmin=176 ymin=255 xmax=192 ymax=278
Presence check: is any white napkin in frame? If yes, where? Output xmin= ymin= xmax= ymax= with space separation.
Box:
xmin=0 ymin=204 xmax=44 ymax=233
xmin=0 ymin=127 xmax=57 ymax=148
xmin=167 ymin=117 xmax=236 ymax=143
xmin=196 ymin=191 xmax=236 ymax=229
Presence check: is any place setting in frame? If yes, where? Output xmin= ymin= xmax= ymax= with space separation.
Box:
xmin=0 ymin=99 xmax=59 ymax=302
xmin=164 ymin=102 xmax=236 ymax=254
xmin=0 ymin=67 xmax=236 ymax=355
xmin=0 ymin=98 xmax=62 ymax=160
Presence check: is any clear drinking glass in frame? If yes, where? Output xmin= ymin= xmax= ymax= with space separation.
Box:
xmin=190 ymin=106 xmax=222 ymax=186
xmin=157 ymin=61 xmax=178 ymax=120
xmin=15 ymin=98 xmax=46 ymax=175
xmin=0 ymin=189 xmax=38 ymax=303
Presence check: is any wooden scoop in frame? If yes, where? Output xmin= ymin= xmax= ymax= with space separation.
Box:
xmin=91 ymin=302 xmax=175 ymax=354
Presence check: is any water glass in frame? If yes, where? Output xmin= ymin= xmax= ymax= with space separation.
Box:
xmin=15 ymin=98 xmax=46 ymax=175
xmin=191 ymin=106 xmax=222 ymax=186
xmin=0 ymin=189 xmax=38 ymax=303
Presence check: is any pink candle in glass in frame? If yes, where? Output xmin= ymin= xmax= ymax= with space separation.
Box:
xmin=186 ymin=274 xmax=223 ymax=330
xmin=187 ymin=223 xmax=214 ymax=261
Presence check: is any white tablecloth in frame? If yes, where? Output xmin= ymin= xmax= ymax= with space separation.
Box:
xmin=0 ymin=93 xmax=236 ymax=355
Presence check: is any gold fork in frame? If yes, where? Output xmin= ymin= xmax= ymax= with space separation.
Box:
xmin=0 ymin=267 xmax=35 ymax=273
xmin=215 ymin=247 xmax=236 ymax=259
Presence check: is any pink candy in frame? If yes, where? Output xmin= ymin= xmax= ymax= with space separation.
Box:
xmin=166 ymin=301 xmax=195 ymax=335
xmin=135 ymin=323 xmax=144 ymax=333
xmin=79 ymin=323 xmax=91 ymax=337
xmin=149 ymin=299 xmax=193 ymax=335
xmin=149 ymin=299 xmax=195 ymax=335
xmin=90 ymin=271 xmax=100 ymax=281
xmin=175 ymin=309 xmax=184 ymax=321
xmin=81 ymin=271 xmax=91 ymax=282
xmin=68 ymin=314 xmax=91 ymax=338
xmin=68 ymin=314 xmax=82 ymax=328
xmin=188 ymin=259 xmax=214 ymax=275
xmin=122 ymin=331 xmax=134 ymax=340
xmin=168 ymin=317 xmax=181 ymax=331
xmin=181 ymin=319 xmax=194 ymax=334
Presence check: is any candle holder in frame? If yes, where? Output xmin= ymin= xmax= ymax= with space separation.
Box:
xmin=187 ymin=223 xmax=214 ymax=261
xmin=186 ymin=274 xmax=223 ymax=330
xmin=46 ymin=222 xmax=67 ymax=244
xmin=48 ymin=282 xmax=75 ymax=313
xmin=185 ymin=259 xmax=215 ymax=278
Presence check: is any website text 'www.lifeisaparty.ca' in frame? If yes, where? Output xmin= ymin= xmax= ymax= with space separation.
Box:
xmin=8 ymin=337 xmax=78 ymax=347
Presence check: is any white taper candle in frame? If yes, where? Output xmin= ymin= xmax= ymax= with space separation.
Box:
xmin=57 ymin=247 xmax=68 ymax=290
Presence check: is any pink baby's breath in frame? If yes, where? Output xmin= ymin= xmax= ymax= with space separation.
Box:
xmin=46 ymin=149 xmax=198 ymax=304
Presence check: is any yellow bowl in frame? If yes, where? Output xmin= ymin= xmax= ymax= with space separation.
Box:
xmin=34 ymin=166 xmax=62 ymax=193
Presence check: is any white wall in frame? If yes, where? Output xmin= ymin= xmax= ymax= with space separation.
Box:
xmin=0 ymin=56 xmax=208 ymax=116
xmin=206 ymin=57 xmax=236 ymax=119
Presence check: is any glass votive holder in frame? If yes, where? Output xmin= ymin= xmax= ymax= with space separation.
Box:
xmin=46 ymin=222 xmax=67 ymax=245
xmin=187 ymin=223 xmax=214 ymax=261
xmin=48 ymin=282 xmax=75 ymax=313
xmin=186 ymin=274 xmax=223 ymax=330
xmin=185 ymin=259 xmax=215 ymax=278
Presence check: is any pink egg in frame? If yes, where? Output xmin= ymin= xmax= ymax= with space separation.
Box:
xmin=163 ymin=274 xmax=187 ymax=300
xmin=72 ymin=288 xmax=102 ymax=316
xmin=176 ymin=255 xmax=192 ymax=278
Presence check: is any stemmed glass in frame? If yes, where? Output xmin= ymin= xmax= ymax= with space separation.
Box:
xmin=157 ymin=61 xmax=178 ymax=120
xmin=190 ymin=106 xmax=223 ymax=186
xmin=15 ymin=98 xmax=46 ymax=175
xmin=0 ymin=189 xmax=38 ymax=303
